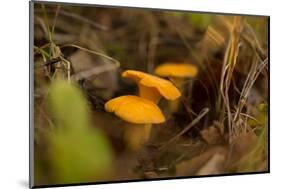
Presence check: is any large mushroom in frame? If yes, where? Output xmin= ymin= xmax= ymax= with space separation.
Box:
xmin=105 ymin=95 xmax=165 ymax=150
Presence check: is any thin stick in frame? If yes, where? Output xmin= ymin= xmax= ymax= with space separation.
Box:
xmin=34 ymin=45 xmax=50 ymax=58
xmin=60 ymin=56 xmax=71 ymax=82
xmin=233 ymin=58 xmax=268 ymax=125
xmin=71 ymin=64 xmax=118 ymax=81
xmin=59 ymin=44 xmax=120 ymax=81
xmin=219 ymin=16 xmax=243 ymax=142
xmin=60 ymin=44 xmax=120 ymax=68
xmin=159 ymin=108 xmax=209 ymax=151
xmin=51 ymin=5 xmax=61 ymax=37
xmin=41 ymin=4 xmax=52 ymax=43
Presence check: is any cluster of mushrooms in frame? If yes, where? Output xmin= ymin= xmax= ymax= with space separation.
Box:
xmin=104 ymin=63 xmax=198 ymax=151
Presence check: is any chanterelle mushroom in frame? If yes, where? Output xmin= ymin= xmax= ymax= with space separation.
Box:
xmin=105 ymin=95 xmax=165 ymax=124
xmin=105 ymin=95 xmax=165 ymax=150
xmin=154 ymin=63 xmax=198 ymax=79
xmin=122 ymin=70 xmax=181 ymax=104
xmin=154 ymin=63 xmax=198 ymax=112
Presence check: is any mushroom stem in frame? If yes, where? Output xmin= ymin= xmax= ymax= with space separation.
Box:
xmin=124 ymin=123 xmax=152 ymax=151
xmin=138 ymin=85 xmax=161 ymax=104
xmin=135 ymin=85 xmax=161 ymax=149
xmin=169 ymin=77 xmax=185 ymax=112
xmin=169 ymin=77 xmax=185 ymax=90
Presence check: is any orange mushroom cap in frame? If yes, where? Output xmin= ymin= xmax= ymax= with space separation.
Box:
xmin=105 ymin=95 xmax=165 ymax=124
xmin=122 ymin=70 xmax=181 ymax=103
xmin=155 ymin=63 xmax=198 ymax=78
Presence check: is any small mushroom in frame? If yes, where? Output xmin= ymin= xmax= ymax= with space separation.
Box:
xmin=122 ymin=70 xmax=181 ymax=104
xmin=105 ymin=95 xmax=165 ymax=150
xmin=154 ymin=63 xmax=198 ymax=88
xmin=154 ymin=63 xmax=198 ymax=112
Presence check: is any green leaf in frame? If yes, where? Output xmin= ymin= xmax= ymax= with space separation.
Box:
xmin=47 ymin=80 xmax=90 ymax=130
xmin=49 ymin=129 xmax=113 ymax=184
xmin=46 ymin=80 xmax=113 ymax=184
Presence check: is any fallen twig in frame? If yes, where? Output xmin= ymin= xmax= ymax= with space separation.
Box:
xmin=159 ymin=108 xmax=210 ymax=151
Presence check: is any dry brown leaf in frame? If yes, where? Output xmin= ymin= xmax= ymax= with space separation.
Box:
xmin=176 ymin=146 xmax=227 ymax=176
